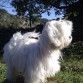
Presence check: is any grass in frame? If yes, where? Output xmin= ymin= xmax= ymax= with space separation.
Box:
xmin=0 ymin=57 xmax=6 ymax=83
xmin=0 ymin=57 xmax=83 ymax=83
xmin=55 ymin=59 xmax=83 ymax=83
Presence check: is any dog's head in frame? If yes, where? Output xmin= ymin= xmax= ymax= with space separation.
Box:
xmin=43 ymin=19 xmax=73 ymax=49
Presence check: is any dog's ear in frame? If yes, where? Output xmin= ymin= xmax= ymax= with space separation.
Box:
xmin=48 ymin=27 xmax=62 ymax=48
xmin=53 ymin=31 xmax=62 ymax=48
xmin=43 ymin=21 xmax=63 ymax=48
xmin=51 ymin=38 xmax=61 ymax=49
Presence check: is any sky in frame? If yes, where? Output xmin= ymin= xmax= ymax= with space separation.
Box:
xmin=0 ymin=1 xmax=64 ymax=20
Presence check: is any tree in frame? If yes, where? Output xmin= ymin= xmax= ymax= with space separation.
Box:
xmin=11 ymin=0 xmax=51 ymax=27
xmin=64 ymin=0 xmax=83 ymax=42
xmin=38 ymin=0 xmax=78 ymax=15
xmin=0 ymin=0 xmax=79 ymax=17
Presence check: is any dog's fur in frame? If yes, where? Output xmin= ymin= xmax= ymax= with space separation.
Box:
xmin=3 ymin=20 xmax=73 ymax=83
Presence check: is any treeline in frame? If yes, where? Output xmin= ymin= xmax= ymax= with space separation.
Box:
xmin=0 ymin=9 xmax=48 ymax=29
xmin=0 ymin=9 xmax=29 ymax=29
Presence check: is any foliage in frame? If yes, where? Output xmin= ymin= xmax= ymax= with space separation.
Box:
xmin=11 ymin=0 xmax=50 ymax=27
xmin=0 ymin=8 xmax=8 ymax=14
xmin=63 ymin=41 xmax=83 ymax=59
xmin=10 ymin=0 xmax=81 ymax=27
xmin=64 ymin=0 xmax=82 ymax=16
xmin=38 ymin=0 xmax=79 ymax=15
xmin=0 ymin=8 xmax=49 ymax=29
xmin=0 ymin=0 xmax=80 ymax=16
xmin=0 ymin=8 xmax=29 ymax=29
xmin=64 ymin=0 xmax=83 ymax=42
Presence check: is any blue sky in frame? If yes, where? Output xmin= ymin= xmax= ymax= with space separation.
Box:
xmin=0 ymin=2 xmax=64 ymax=20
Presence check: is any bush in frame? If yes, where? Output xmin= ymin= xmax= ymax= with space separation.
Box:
xmin=0 ymin=9 xmax=29 ymax=29
xmin=63 ymin=41 xmax=83 ymax=59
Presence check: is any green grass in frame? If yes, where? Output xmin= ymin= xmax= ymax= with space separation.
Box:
xmin=0 ymin=57 xmax=83 ymax=83
xmin=47 ymin=59 xmax=83 ymax=83
xmin=55 ymin=71 xmax=83 ymax=83
xmin=0 ymin=57 xmax=6 ymax=83
xmin=49 ymin=59 xmax=83 ymax=83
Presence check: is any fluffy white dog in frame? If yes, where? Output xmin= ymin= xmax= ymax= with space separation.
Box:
xmin=3 ymin=20 xmax=73 ymax=83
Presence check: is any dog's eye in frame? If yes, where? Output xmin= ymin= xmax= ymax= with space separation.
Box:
xmin=69 ymin=36 xmax=72 ymax=39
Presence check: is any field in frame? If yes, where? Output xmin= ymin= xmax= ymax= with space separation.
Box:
xmin=0 ymin=56 xmax=83 ymax=83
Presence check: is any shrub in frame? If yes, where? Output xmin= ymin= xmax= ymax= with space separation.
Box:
xmin=63 ymin=41 xmax=83 ymax=59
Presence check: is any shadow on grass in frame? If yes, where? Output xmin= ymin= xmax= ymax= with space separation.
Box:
xmin=2 ymin=76 xmax=60 ymax=83
xmin=0 ymin=56 xmax=5 ymax=64
xmin=2 ymin=76 xmax=24 ymax=83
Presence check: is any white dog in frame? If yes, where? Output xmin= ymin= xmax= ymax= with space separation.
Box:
xmin=3 ymin=20 xmax=73 ymax=83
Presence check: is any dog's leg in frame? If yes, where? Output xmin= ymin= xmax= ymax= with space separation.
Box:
xmin=6 ymin=65 xmax=16 ymax=83
xmin=24 ymin=74 xmax=32 ymax=83
xmin=24 ymin=74 xmax=39 ymax=83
